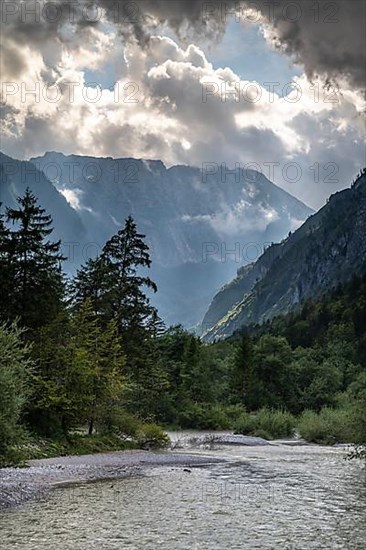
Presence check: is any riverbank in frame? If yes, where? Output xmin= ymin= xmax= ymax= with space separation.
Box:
xmin=1 ymin=438 xmax=364 ymax=549
xmin=0 ymin=449 xmax=224 ymax=511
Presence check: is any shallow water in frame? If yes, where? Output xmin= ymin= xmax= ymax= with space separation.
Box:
xmin=1 ymin=437 xmax=365 ymax=550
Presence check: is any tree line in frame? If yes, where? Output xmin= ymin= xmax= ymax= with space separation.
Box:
xmin=0 ymin=189 xmax=365 ymax=463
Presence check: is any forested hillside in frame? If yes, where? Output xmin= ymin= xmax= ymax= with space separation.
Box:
xmin=202 ymin=170 xmax=366 ymax=340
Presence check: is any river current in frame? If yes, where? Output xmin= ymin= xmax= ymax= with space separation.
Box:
xmin=1 ymin=434 xmax=365 ymax=549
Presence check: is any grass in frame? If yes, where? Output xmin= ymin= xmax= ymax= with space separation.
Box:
xmin=13 ymin=434 xmax=139 ymax=463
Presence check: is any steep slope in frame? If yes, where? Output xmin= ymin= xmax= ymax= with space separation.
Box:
xmin=1 ymin=151 xmax=312 ymax=327
xmin=29 ymin=152 xmax=312 ymax=326
xmin=202 ymin=170 xmax=366 ymax=341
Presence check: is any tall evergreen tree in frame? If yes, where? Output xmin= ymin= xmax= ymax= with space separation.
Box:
xmin=72 ymin=217 xmax=161 ymax=420
xmin=72 ymin=216 xmax=159 ymax=358
xmin=6 ymin=189 xmax=65 ymax=332
xmin=231 ymin=334 xmax=255 ymax=407
xmin=0 ymin=205 xmax=13 ymax=322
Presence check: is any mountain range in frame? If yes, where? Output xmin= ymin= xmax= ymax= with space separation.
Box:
xmin=0 ymin=151 xmax=313 ymax=327
xmin=202 ymin=170 xmax=366 ymax=341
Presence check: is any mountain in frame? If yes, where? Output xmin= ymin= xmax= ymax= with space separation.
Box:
xmin=0 ymin=152 xmax=88 ymax=267
xmin=0 ymin=151 xmax=312 ymax=327
xmin=202 ymin=170 xmax=366 ymax=341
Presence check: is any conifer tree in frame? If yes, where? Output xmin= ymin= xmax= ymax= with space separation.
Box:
xmin=0 ymin=205 xmax=13 ymax=322
xmin=73 ymin=216 xmax=158 ymax=359
xmin=231 ymin=334 xmax=254 ymax=406
xmin=6 ymin=189 xmax=65 ymax=332
xmin=32 ymin=300 xmax=125 ymax=436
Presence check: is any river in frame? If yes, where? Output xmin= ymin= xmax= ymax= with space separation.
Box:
xmin=1 ymin=434 xmax=365 ymax=549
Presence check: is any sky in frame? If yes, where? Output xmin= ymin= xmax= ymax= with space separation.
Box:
xmin=0 ymin=0 xmax=365 ymax=208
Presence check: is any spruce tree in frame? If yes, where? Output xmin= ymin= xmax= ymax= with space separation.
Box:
xmin=73 ymin=216 xmax=159 ymax=359
xmin=231 ymin=334 xmax=254 ymax=407
xmin=6 ymin=189 xmax=65 ymax=333
xmin=0 ymin=205 xmax=13 ymax=322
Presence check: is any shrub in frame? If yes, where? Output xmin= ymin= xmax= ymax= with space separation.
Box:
xmin=178 ymin=403 xmax=235 ymax=430
xmin=255 ymin=408 xmax=296 ymax=439
xmin=102 ymin=410 xmax=142 ymax=438
xmin=233 ymin=412 xmax=257 ymax=435
xmin=234 ymin=408 xmax=296 ymax=439
xmin=136 ymin=423 xmax=170 ymax=449
xmin=297 ymin=408 xmax=354 ymax=444
xmin=0 ymin=323 xmax=32 ymax=464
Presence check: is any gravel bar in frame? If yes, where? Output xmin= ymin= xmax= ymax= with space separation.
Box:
xmin=0 ymin=450 xmax=224 ymax=511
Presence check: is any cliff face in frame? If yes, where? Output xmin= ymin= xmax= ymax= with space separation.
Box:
xmin=202 ymin=171 xmax=366 ymax=341
xmin=0 ymin=151 xmax=312 ymax=327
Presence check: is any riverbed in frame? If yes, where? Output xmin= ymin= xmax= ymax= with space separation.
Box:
xmin=0 ymin=434 xmax=365 ymax=549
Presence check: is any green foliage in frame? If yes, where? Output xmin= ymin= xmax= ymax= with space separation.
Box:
xmin=234 ymin=408 xmax=296 ymax=439
xmin=136 ymin=423 xmax=170 ymax=449
xmin=5 ymin=189 xmax=65 ymax=333
xmin=297 ymin=408 xmax=356 ymax=444
xmin=0 ymin=323 xmax=33 ymax=464
xmin=103 ymin=410 xmax=142 ymax=438
xmin=30 ymin=300 xmax=126 ymax=437
xmin=18 ymin=434 xmax=138 ymax=461
xmin=177 ymin=403 xmax=234 ymax=430
xmin=230 ymin=334 xmax=254 ymax=405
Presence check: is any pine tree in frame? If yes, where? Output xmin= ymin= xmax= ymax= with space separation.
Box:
xmin=72 ymin=216 xmax=158 ymax=362
xmin=6 ymin=189 xmax=65 ymax=333
xmin=231 ymin=334 xmax=254 ymax=407
xmin=0 ymin=205 xmax=13 ymax=322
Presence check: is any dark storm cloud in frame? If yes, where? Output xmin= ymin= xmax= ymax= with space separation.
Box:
xmin=125 ymin=0 xmax=365 ymax=89
xmin=1 ymin=1 xmax=364 ymax=87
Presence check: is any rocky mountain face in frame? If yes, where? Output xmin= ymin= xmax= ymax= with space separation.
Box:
xmin=0 ymin=151 xmax=312 ymax=327
xmin=202 ymin=171 xmax=366 ymax=341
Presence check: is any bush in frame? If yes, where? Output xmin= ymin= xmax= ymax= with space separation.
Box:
xmin=178 ymin=403 xmax=235 ymax=430
xmin=233 ymin=412 xmax=257 ymax=435
xmin=102 ymin=409 xmax=142 ymax=438
xmin=234 ymin=408 xmax=296 ymax=439
xmin=18 ymin=434 xmax=138 ymax=460
xmin=136 ymin=423 xmax=170 ymax=449
xmin=100 ymin=409 xmax=170 ymax=449
xmin=256 ymin=408 xmax=296 ymax=438
xmin=251 ymin=428 xmax=272 ymax=440
xmin=0 ymin=323 xmax=32 ymax=464
xmin=297 ymin=408 xmax=355 ymax=444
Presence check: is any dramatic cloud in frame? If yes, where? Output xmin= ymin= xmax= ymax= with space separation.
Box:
xmin=1 ymin=1 xmax=365 ymax=87
xmin=0 ymin=0 xmax=365 ymax=208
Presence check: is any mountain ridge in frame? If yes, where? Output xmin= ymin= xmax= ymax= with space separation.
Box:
xmin=1 ymin=150 xmax=313 ymax=327
xmin=202 ymin=170 xmax=366 ymax=341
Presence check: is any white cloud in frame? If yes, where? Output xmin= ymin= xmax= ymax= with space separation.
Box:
xmin=1 ymin=27 xmax=364 ymax=209
xmin=60 ymin=188 xmax=82 ymax=210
